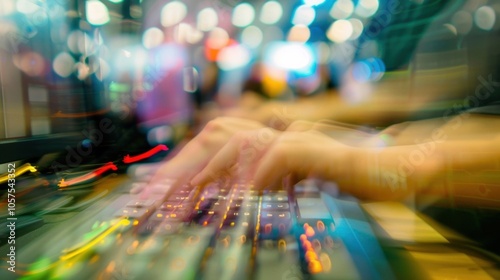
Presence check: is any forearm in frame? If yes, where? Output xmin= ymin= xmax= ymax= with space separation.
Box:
xmin=342 ymin=138 xmax=500 ymax=204
xmin=278 ymin=93 xmax=423 ymax=127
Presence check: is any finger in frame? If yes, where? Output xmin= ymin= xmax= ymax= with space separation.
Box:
xmin=312 ymin=119 xmax=374 ymax=136
xmin=253 ymin=145 xmax=289 ymax=190
xmin=218 ymin=116 xmax=263 ymax=128
xmin=285 ymin=120 xmax=316 ymax=132
xmin=191 ymin=134 xmax=245 ymax=186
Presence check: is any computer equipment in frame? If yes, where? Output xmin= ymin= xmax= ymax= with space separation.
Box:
xmin=0 ymin=165 xmax=395 ymax=280
xmin=2 ymin=1 xmax=499 ymax=279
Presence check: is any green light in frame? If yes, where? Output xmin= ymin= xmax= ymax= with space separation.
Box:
xmin=21 ymin=257 xmax=52 ymax=279
xmin=109 ymin=82 xmax=130 ymax=93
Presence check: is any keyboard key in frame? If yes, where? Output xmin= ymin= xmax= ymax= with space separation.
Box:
xmin=262 ymin=193 xmax=288 ymax=202
xmin=130 ymin=182 xmax=147 ymax=194
xmin=160 ymin=201 xmax=194 ymax=210
xmin=139 ymin=221 xmax=182 ymax=236
xmin=261 ymin=202 xmax=289 ymax=210
xmin=261 ymin=212 xmax=291 ymax=220
xmin=143 ymin=228 xmax=215 ymax=279
xmin=197 ymin=198 xmax=219 ymax=211
xmin=150 ymin=210 xmax=189 ymax=222
xmin=249 ymin=195 xmax=260 ymax=201
xmin=191 ymin=210 xmax=220 ymax=225
xmin=149 ymin=183 xmax=171 ymax=195
xmin=126 ymin=199 xmax=157 ymax=208
xmin=230 ymin=201 xmax=257 ymax=210
xmin=114 ymin=207 xmax=152 ymax=220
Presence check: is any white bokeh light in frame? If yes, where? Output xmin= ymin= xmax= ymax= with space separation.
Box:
xmin=197 ymin=8 xmax=218 ymax=32
xmin=474 ymin=6 xmax=496 ymax=31
xmin=232 ymin=3 xmax=255 ymax=27
xmin=86 ymin=0 xmax=110 ymax=25
xmin=161 ymin=1 xmax=187 ymax=27
xmin=143 ymin=27 xmax=164 ymax=49
xmin=268 ymin=43 xmax=314 ymax=72
xmin=260 ymin=1 xmax=283 ymax=25
xmin=330 ymin=0 xmax=354 ymax=19
xmin=303 ymin=0 xmax=325 ymax=6
xmin=16 ymin=0 xmax=40 ymax=14
xmin=292 ymin=5 xmax=316 ymax=26
xmin=217 ymin=45 xmax=251 ymax=71
xmin=0 ymin=0 xmax=16 ymax=16
xmin=349 ymin=18 xmax=364 ymax=40
xmin=241 ymin=25 xmax=263 ymax=48
xmin=327 ymin=20 xmax=353 ymax=43
xmin=53 ymin=52 xmax=75 ymax=78
xmin=354 ymin=0 xmax=379 ymax=18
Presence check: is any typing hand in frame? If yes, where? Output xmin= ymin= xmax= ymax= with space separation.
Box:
xmin=191 ymin=129 xmax=354 ymax=190
xmin=152 ymin=117 xmax=265 ymax=184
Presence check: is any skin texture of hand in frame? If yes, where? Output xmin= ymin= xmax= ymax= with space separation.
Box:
xmin=189 ymin=114 xmax=500 ymax=206
xmin=223 ymin=100 xmax=296 ymax=130
xmin=191 ymin=129 xmax=354 ymax=190
xmin=151 ymin=117 xmax=265 ymax=184
xmin=153 ymin=112 xmax=500 ymax=207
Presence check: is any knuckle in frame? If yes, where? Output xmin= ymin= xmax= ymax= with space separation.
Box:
xmin=205 ymin=118 xmax=222 ymax=132
xmin=287 ymin=120 xmax=312 ymax=131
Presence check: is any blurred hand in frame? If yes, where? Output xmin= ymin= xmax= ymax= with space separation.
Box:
xmin=191 ymin=129 xmax=354 ymax=190
xmin=229 ymin=102 xmax=300 ymax=130
xmin=152 ymin=117 xmax=265 ymax=184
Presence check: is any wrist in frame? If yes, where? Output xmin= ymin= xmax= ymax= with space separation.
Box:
xmin=326 ymin=143 xmax=367 ymax=195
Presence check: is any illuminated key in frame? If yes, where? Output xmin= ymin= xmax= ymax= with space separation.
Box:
xmin=114 ymin=207 xmax=151 ymax=220
xmin=261 ymin=202 xmax=289 ymax=210
xmin=126 ymin=199 xmax=156 ymax=208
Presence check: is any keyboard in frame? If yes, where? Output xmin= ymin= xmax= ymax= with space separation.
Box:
xmin=0 ymin=164 xmax=394 ymax=280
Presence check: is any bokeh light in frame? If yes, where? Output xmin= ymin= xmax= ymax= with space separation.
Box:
xmin=292 ymin=5 xmax=316 ymax=26
xmin=0 ymin=0 xmax=16 ymax=16
xmin=260 ymin=1 xmax=283 ymax=25
xmin=16 ymin=0 xmax=40 ymax=14
xmin=349 ymin=18 xmax=364 ymax=40
xmin=330 ymin=0 xmax=354 ymax=20
xmin=327 ymin=20 xmax=353 ymax=43
xmin=232 ymin=3 xmax=255 ymax=28
xmin=143 ymin=27 xmax=164 ymax=49
xmin=197 ymin=8 xmax=218 ymax=32
xmin=352 ymin=57 xmax=385 ymax=82
xmin=53 ymin=52 xmax=75 ymax=78
xmin=303 ymin=0 xmax=325 ymax=6
xmin=205 ymin=28 xmax=231 ymax=61
xmin=451 ymin=10 xmax=473 ymax=35
xmin=217 ymin=45 xmax=251 ymax=71
xmin=474 ymin=6 xmax=496 ymax=31
xmin=288 ymin=25 xmax=311 ymax=43
xmin=161 ymin=1 xmax=187 ymax=27
xmin=95 ymin=58 xmax=110 ymax=81
xmin=174 ymin=23 xmax=203 ymax=44
xmin=354 ymin=0 xmax=379 ymax=18
xmin=316 ymin=42 xmax=330 ymax=64
xmin=241 ymin=25 xmax=263 ymax=48
xmin=14 ymin=52 xmax=45 ymax=77
xmin=183 ymin=67 xmax=199 ymax=93
xmin=206 ymin=27 xmax=229 ymax=49
xmin=266 ymin=42 xmax=314 ymax=74
xmin=86 ymin=0 xmax=110 ymax=26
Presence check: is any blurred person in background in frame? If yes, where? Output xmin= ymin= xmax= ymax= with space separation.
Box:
xmin=211 ymin=0 xmax=500 ymax=129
